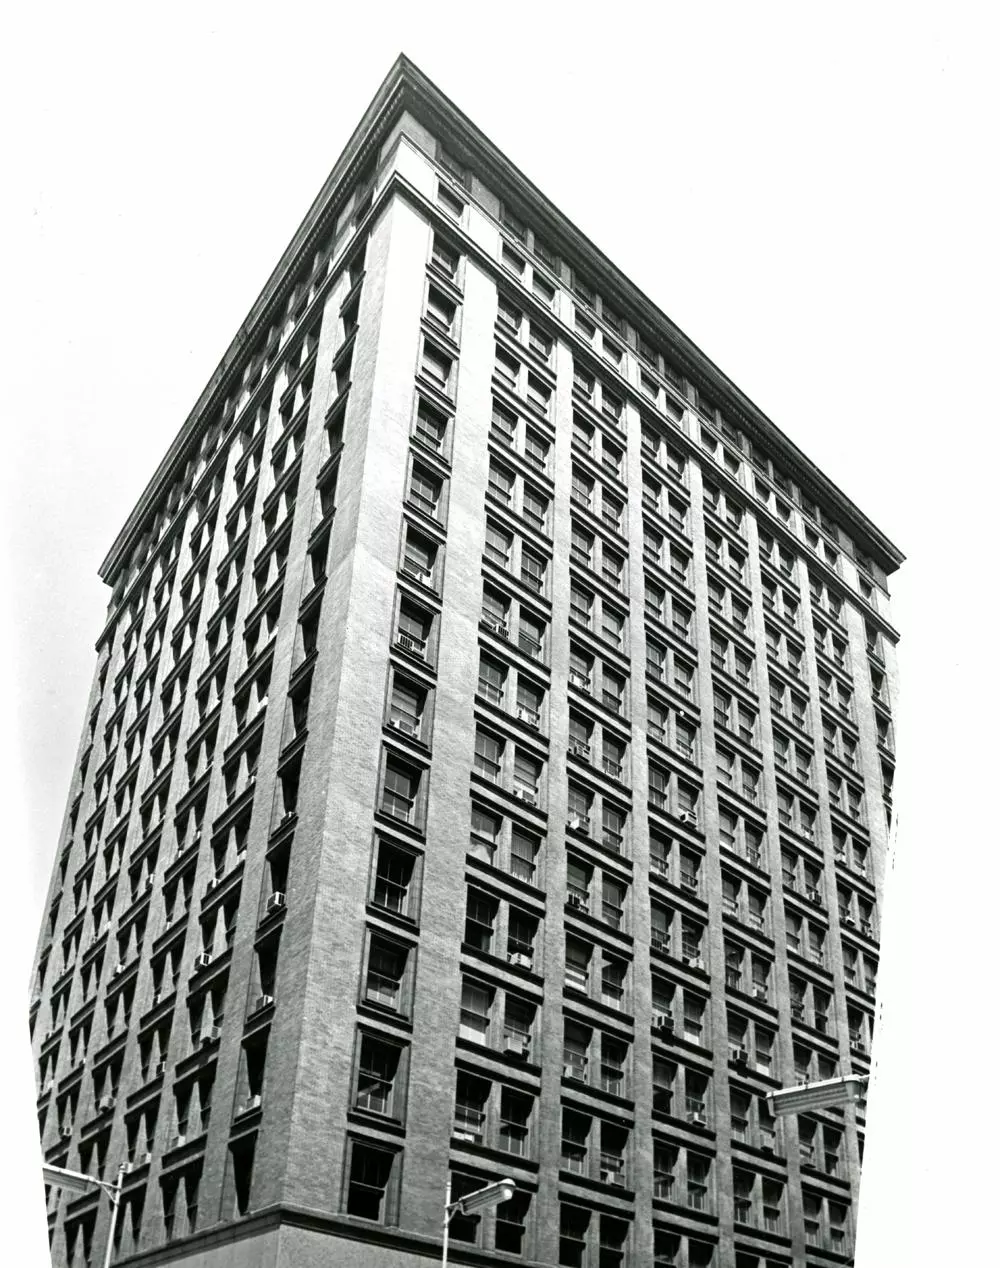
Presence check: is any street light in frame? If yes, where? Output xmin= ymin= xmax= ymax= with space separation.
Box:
xmin=42 ymin=1162 xmax=126 ymax=1268
xmin=442 ymin=1175 xmax=515 ymax=1267
xmin=767 ymin=1073 xmax=869 ymax=1117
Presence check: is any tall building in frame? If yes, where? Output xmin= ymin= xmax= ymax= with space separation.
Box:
xmin=29 ymin=54 xmax=902 ymax=1268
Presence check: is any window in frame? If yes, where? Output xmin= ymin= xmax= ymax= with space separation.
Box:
xmin=396 ymin=598 xmax=432 ymax=659
xmin=495 ymin=346 xmax=519 ymax=388
xmin=488 ymin=459 xmax=515 ymax=507
xmin=521 ymin=546 xmax=547 ymax=593
xmin=492 ymin=399 xmax=517 ymax=443
xmin=513 ymin=750 xmax=541 ymax=801
xmin=529 ymin=324 xmax=553 ymax=362
xmin=526 ymin=374 xmax=551 ymax=417
xmin=524 ymin=427 xmax=549 ymax=472
xmin=408 ymin=463 xmax=442 ymax=520
xmin=484 ymin=519 xmax=512 ymax=569
xmin=459 ymin=978 xmax=492 ymax=1044
xmin=345 ymin=1140 xmax=397 ymax=1222
xmin=355 ymin=1034 xmax=403 ymax=1118
xmin=474 ymin=729 xmax=503 ymax=782
xmin=402 ymin=526 xmax=436 ymax=585
xmin=388 ymin=674 xmax=425 ymax=738
xmin=498 ymin=294 xmax=522 ymax=333
xmin=572 ymin=466 xmax=594 ymax=511
xmin=602 ymin=605 xmax=626 ymax=649
xmin=426 ymin=285 xmax=457 ymax=335
xmin=364 ymin=936 xmax=409 ymax=1012
xmin=420 ymin=340 xmax=452 ymax=391
xmin=523 ymin=484 xmax=549 ymax=532
xmin=510 ymin=828 xmax=539 ymax=884
xmin=381 ymin=756 xmax=419 ymax=824
xmin=464 ymin=888 xmax=497 ymax=952
xmin=437 ymin=180 xmax=465 ymax=219
xmin=572 ymin=523 xmax=594 ymax=568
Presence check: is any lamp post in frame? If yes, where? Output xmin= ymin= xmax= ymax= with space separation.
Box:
xmin=767 ymin=1073 xmax=869 ymax=1117
xmin=43 ymin=1161 xmax=126 ymax=1268
xmin=442 ymin=1175 xmax=515 ymax=1268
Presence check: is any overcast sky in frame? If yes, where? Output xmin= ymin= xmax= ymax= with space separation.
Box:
xmin=3 ymin=3 xmax=997 ymax=1263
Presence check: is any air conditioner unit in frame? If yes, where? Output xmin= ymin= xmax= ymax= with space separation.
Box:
xmin=280 ymin=810 xmax=296 ymax=825
xmin=151 ymin=990 xmax=163 ymax=1008
xmin=395 ymin=632 xmax=424 ymax=656
xmin=484 ymin=619 xmax=509 ymax=638
xmin=651 ymin=934 xmax=668 ymax=952
xmin=568 ymin=741 xmax=591 ymax=759
xmin=842 ymin=915 xmax=857 ymax=927
xmin=242 ymin=1094 xmax=263 ymax=1113
xmin=504 ymin=1034 xmax=528 ymax=1056
xmin=684 ymin=955 xmax=705 ymax=970
xmin=508 ymin=952 xmax=533 ymax=970
xmin=125 ymin=1153 xmax=152 ymax=1173
xmin=254 ymin=994 xmax=275 ymax=1012
xmin=112 ymin=963 xmax=126 ymax=978
xmin=752 ymin=986 xmax=768 ymax=1001
xmin=194 ymin=952 xmax=213 ymax=970
xmin=687 ymin=1111 xmax=707 ymax=1127
xmin=60 ymin=1125 xmax=73 ymax=1139
xmin=514 ymin=789 xmax=537 ymax=805
xmin=652 ymin=1013 xmax=674 ymax=1033
xmin=563 ymin=1063 xmax=585 ymax=1080
xmin=145 ymin=876 xmax=155 ymax=892
xmin=517 ymin=706 xmax=539 ymax=727
xmin=266 ymin=891 xmax=286 ymax=914
xmin=806 ymin=888 xmax=822 ymax=904
xmin=205 ymin=877 xmax=219 ymax=894
xmin=567 ymin=893 xmax=586 ymax=909
xmin=677 ymin=811 xmax=698 ymax=826
xmin=154 ymin=1059 xmax=167 ymax=1078
xmin=732 ymin=1047 xmax=749 ymax=1066
xmin=97 ymin=1094 xmax=116 ymax=1112
xmin=200 ymin=1026 xmax=221 ymax=1046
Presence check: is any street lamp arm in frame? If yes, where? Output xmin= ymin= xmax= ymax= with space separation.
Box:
xmin=42 ymin=1163 xmax=120 ymax=1198
xmin=767 ymin=1073 xmax=869 ymax=1116
xmin=442 ymin=1176 xmax=516 ymax=1266
xmin=445 ymin=1176 xmax=516 ymax=1219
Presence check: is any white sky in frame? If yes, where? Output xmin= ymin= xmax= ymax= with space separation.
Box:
xmin=3 ymin=2 xmax=997 ymax=1263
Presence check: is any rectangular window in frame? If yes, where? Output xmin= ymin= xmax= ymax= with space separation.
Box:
xmin=421 ymin=341 xmax=452 ymax=389
xmin=345 ymin=1141 xmax=397 ymax=1221
xmin=382 ymin=758 xmax=418 ymax=823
